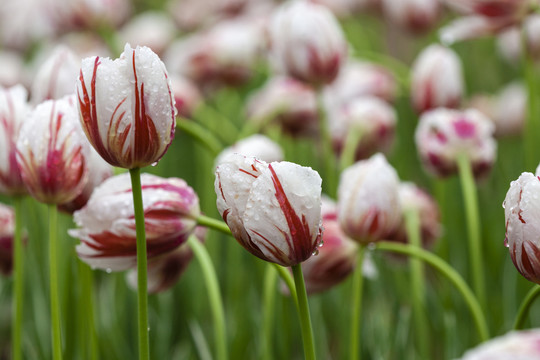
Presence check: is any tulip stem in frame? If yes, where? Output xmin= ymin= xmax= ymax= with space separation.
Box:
xmin=12 ymin=196 xmax=24 ymax=360
xmin=456 ymin=153 xmax=485 ymax=307
xmin=292 ymin=264 xmax=316 ymax=360
xmin=523 ymin=27 xmax=540 ymax=171
xmin=79 ymin=261 xmax=98 ymax=360
xmin=187 ymin=235 xmax=228 ymax=360
xmin=261 ymin=265 xmax=278 ymax=360
xmin=176 ymin=117 xmax=222 ymax=156
xmin=349 ymin=244 xmax=366 ymax=360
xmin=129 ymin=167 xmax=150 ymax=360
xmin=405 ymin=209 xmax=429 ymax=358
xmin=375 ymin=241 xmax=489 ymax=342
xmin=316 ymin=90 xmax=337 ymax=197
xmin=49 ymin=204 xmax=62 ymax=360
xmin=513 ymin=285 xmax=540 ymax=330
xmin=340 ymin=126 xmax=363 ymax=171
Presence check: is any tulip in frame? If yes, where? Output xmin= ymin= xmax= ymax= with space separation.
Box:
xmin=268 ymin=0 xmax=348 ymax=86
xmin=503 ymin=172 xmax=540 ymax=284
xmin=246 ymin=76 xmax=318 ymax=137
xmin=329 ymin=96 xmax=396 ymax=161
xmin=170 ymin=75 xmax=202 ymax=118
xmin=31 ymin=45 xmax=80 ymax=104
xmin=460 ymin=329 xmax=540 ymax=359
xmin=323 ymin=60 xmax=397 ymax=110
xmin=411 ymin=44 xmax=464 ymax=114
xmin=0 ymin=85 xmax=30 ymax=196
xmin=70 ymin=173 xmax=200 ymax=271
xmin=386 ymin=182 xmax=441 ymax=248
xmin=497 ymin=15 xmax=540 ymax=63
xmin=0 ymin=51 xmax=27 ymax=88
xmin=215 ymin=154 xmax=323 ymax=266
xmin=215 ymin=134 xmax=284 ymax=167
xmin=415 ymin=108 xmax=497 ymax=178
xmin=48 ymin=0 xmax=131 ymax=32
xmin=16 ymin=95 xmax=89 ymax=204
xmin=381 ymin=0 xmax=441 ymax=33
xmin=337 ymin=153 xmax=401 ymax=243
xmin=119 ymin=11 xmax=176 ymax=57
xmin=444 ymin=0 xmax=532 ymax=20
xmin=0 ymin=203 xmax=15 ymax=276
xmin=77 ymin=43 xmax=176 ymax=169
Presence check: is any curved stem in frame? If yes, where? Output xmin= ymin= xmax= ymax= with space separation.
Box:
xmin=176 ymin=117 xmax=222 ymax=156
xmin=261 ymin=265 xmax=278 ymax=360
xmin=292 ymin=264 xmax=316 ymax=360
xmin=273 ymin=264 xmax=297 ymax=306
xmin=12 ymin=196 xmax=24 ymax=360
xmin=187 ymin=235 xmax=228 ymax=360
xmin=316 ymin=90 xmax=337 ymax=197
xmin=129 ymin=168 xmax=149 ymax=360
xmin=196 ymin=215 xmax=232 ymax=236
xmin=349 ymin=245 xmax=366 ymax=360
xmin=513 ymin=285 xmax=540 ymax=330
xmin=405 ymin=210 xmax=429 ymax=358
xmin=456 ymin=153 xmax=485 ymax=307
xmin=339 ymin=126 xmax=363 ymax=171
xmin=375 ymin=241 xmax=489 ymax=342
xmin=49 ymin=204 xmax=62 ymax=360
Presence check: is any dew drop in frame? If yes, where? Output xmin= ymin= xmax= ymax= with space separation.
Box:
xmin=311 ymin=248 xmax=319 ymax=256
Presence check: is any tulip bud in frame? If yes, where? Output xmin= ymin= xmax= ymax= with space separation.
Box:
xmin=58 ymin=147 xmax=113 ymax=214
xmin=31 ymin=45 xmax=80 ymax=104
xmin=215 ymin=154 xmax=323 ymax=266
xmin=444 ymin=0 xmax=532 ymax=20
xmin=268 ymin=0 xmax=348 ymax=86
xmin=69 ymin=173 xmax=200 ymax=271
xmin=0 ymin=85 xmax=30 ymax=196
xmin=302 ymin=196 xmax=359 ymax=294
xmin=492 ymin=82 xmax=526 ymax=137
xmin=16 ymin=95 xmax=89 ymax=204
xmin=246 ymin=76 xmax=318 ymax=137
xmin=415 ymin=108 xmax=497 ymax=178
xmin=337 ymin=153 xmax=401 ymax=243
xmin=215 ymin=134 xmax=284 ymax=167
xmin=170 ymin=75 xmax=202 ymax=118
xmin=460 ymin=329 xmax=540 ymax=359
xmin=0 ymin=203 xmax=15 ymax=276
xmin=329 ymin=96 xmax=396 ymax=160
xmin=386 ymin=182 xmax=441 ymax=248
xmin=119 ymin=11 xmax=176 ymax=57
xmin=323 ymin=60 xmax=397 ymax=110
xmin=497 ymin=15 xmax=540 ymax=64
xmin=50 ymin=0 xmax=131 ymax=32
xmin=381 ymin=0 xmax=441 ymax=33
xmin=503 ymin=172 xmax=540 ymax=284
xmin=77 ymin=43 xmax=176 ymax=169
xmin=411 ymin=44 xmax=464 ymax=114
xmin=0 ymin=51 xmax=27 ymax=88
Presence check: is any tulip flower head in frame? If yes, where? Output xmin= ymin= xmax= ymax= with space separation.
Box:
xmin=77 ymin=43 xmax=176 ymax=169
xmin=459 ymin=329 xmax=540 ymax=359
xmin=0 ymin=203 xmax=14 ymax=276
xmin=215 ymin=134 xmax=284 ymax=167
xmin=411 ymin=44 xmax=464 ymax=114
xmin=503 ymin=172 xmax=540 ymax=284
xmin=0 ymin=85 xmax=30 ymax=196
xmin=415 ymin=108 xmax=497 ymax=178
xmin=337 ymin=153 xmax=401 ymax=244
xmin=381 ymin=0 xmax=441 ymax=33
xmin=70 ymin=173 xmax=200 ymax=271
xmin=268 ymin=0 xmax=348 ymax=86
xmin=16 ymin=95 xmax=89 ymax=204
xmin=215 ymin=154 xmax=323 ymax=266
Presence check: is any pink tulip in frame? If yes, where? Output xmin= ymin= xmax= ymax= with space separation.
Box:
xmin=0 ymin=85 xmax=30 ymax=196
xmin=415 ymin=108 xmax=497 ymax=178
xmin=16 ymin=95 xmax=89 ymax=204
xmin=77 ymin=44 xmax=176 ymax=169
xmin=337 ymin=153 xmax=401 ymax=243
xmin=70 ymin=173 xmax=200 ymax=271
xmin=0 ymin=203 xmax=15 ymax=276
xmin=215 ymin=154 xmax=323 ymax=266
xmin=411 ymin=44 xmax=464 ymax=114
xmin=268 ymin=0 xmax=348 ymax=86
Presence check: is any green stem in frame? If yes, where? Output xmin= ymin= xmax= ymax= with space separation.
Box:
xmin=261 ymin=265 xmax=278 ymax=360
xmin=12 ymin=196 xmax=24 ymax=360
xmin=129 ymin=168 xmax=149 ymax=360
xmin=375 ymin=241 xmax=489 ymax=342
xmin=339 ymin=126 xmax=363 ymax=171
xmin=405 ymin=210 xmax=429 ymax=358
xmin=292 ymin=264 xmax=316 ymax=360
xmin=49 ymin=204 xmax=62 ymax=360
xmin=80 ymin=261 xmax=98 ymax=360
xmin=187 ymin=236 xmax=228 ymax=360
xmin=456 ymin=153 xmax=485 ymax=307
xmin=176 ymin=117 xmax=222 ymax=156
xmin=316 ymin=90 xmax=337 ymax=197
xmin=349 ymin=245 xmax=366 ymax=360
xmin=513 ymin=285 xmax=540 ymax=330
xmin=273 ymin=264 xmax=297 ymax=306
xmin=523 ymin=27 xmax=540 ymax=171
